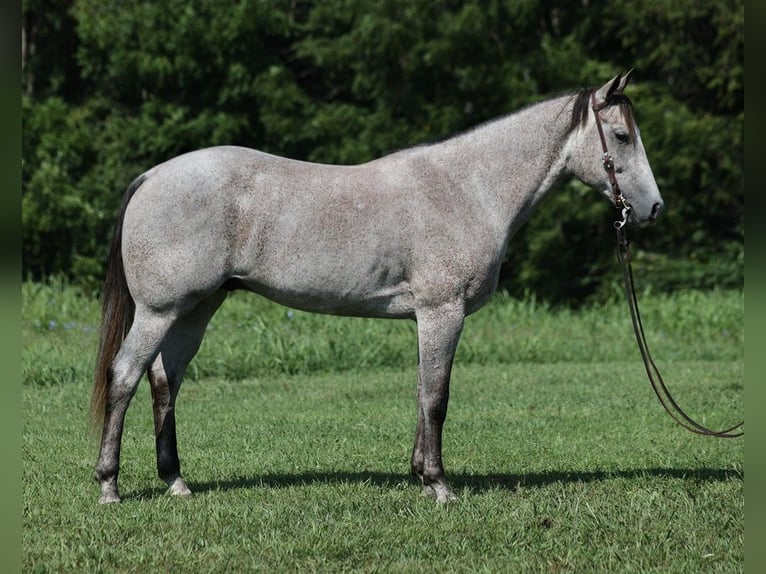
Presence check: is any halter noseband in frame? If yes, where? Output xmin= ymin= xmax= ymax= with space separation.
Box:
xmin=590 ymin=91 xmax=627 ymax=214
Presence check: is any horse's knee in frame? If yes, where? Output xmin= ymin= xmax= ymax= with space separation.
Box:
xmin=422 ymin=391 xmax=449 ymax=426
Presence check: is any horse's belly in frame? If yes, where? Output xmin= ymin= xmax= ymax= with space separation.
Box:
xmin=241 ymin=273 xmax=415 ymax=319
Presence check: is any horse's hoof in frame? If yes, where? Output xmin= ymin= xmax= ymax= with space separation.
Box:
xmin=99 ymin=493 xmax=121 ymax=504
xmin=422 ymin=483 xmax=457 ymax=503
xmin=167 ymin=477 xmax=192 ymax=497
xmin=435 ymin=490 xmax=458 ymax=504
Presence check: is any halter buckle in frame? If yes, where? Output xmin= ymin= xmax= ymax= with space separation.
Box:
xmin=602 ymin=153 xmax=614 ymax=172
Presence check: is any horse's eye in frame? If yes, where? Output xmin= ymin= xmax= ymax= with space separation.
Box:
xmin=615 ymin=132 xmax=630 ymax=144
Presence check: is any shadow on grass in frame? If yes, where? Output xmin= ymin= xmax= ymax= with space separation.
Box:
xmin=129 ymin=466 xmax=742 ymax=500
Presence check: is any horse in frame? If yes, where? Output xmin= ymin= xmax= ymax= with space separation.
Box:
xmin=91 ymin=71 xmax=664 ymax=504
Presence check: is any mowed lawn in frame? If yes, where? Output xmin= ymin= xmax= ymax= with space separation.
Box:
xmin=22 ymin=283 xmax=743 ymax=572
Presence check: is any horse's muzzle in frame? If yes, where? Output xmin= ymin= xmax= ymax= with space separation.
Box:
xmin=636 ymin=201 xmax=664 ymax=227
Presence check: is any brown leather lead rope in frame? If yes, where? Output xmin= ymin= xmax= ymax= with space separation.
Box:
xmin=592 ymin=90 xmax=743 ymax=438
xmin=616 ymin=225 xmax=743 ymax=437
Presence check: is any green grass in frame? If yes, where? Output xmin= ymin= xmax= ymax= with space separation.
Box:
xmin=22 ymin=282 xmax=743 ymax=572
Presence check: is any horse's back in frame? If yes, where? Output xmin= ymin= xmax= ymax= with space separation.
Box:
xmin=120 ymin=146 xmax=427 ymax=316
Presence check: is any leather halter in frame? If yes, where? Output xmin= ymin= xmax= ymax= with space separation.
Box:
xmin=592 ymin=91 xmax=743 ymax=438
xmin=590 ymin=91 xmax=625 ymax=210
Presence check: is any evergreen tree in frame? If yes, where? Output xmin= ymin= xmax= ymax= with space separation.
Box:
xmin=22 ymin=0 xmax=743 ymax=302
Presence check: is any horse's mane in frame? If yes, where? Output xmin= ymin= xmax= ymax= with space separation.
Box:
xmin=394 ymin=87 xmax=637 ymax=157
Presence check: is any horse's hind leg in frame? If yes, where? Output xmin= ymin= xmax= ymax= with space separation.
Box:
xmin=410 ymin=303 xmax=464 ymax=503
xmin=96 ymin=309 xmax=175 ymax=503
xmin=148 ymin=292 xmax=227 ymax=498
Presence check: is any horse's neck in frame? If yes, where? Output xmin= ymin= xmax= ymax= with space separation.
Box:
xmin=429 ymin=95 xmax=574 ymax=238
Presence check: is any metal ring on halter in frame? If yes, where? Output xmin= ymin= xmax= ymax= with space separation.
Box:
xmin=614 ymin=202 xmax=631 ymax=229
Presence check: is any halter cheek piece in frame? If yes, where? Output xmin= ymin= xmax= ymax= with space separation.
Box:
xmin=590 ymin=92 xmax=629 ymax=222
xmin=592 ymin=90 xmax=743 ymax=438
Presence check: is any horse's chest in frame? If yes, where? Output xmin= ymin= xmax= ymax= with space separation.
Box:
xmin=463 ymin=265 xmax=502 ymax=313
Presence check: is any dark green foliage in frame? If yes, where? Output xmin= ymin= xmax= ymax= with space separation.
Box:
xmin=22 ymin=0 xmax=743 ymax=304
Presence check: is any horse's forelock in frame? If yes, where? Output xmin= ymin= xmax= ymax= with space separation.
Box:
xmin=567 ymin=88 xmax=637 ymax=141
xmin=610 ymin=93 xmax=638 ymax=142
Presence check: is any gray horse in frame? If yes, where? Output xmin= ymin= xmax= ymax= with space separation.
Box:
xmin=92 ymin=72 xmax=663 ymax=504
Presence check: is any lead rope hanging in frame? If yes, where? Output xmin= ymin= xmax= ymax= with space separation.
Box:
xmin=615 ymin=222 xmax=743 ymax=437
xmin=592 ymin=90 xmax=743 ymax=438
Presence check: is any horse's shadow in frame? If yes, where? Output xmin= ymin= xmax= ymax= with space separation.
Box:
xmin=130 ymin=467 xmax=742 ymax=501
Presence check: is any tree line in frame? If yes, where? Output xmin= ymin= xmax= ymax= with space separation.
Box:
xmin=22 ymin=0 xmax=743 ymax=303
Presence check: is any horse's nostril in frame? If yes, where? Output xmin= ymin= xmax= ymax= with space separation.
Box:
xmin=651 ymin=202 xmax=664 ymax=219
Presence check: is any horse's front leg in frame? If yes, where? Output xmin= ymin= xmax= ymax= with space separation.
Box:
xmin=411 ymin=303 xmax=464 ymax=502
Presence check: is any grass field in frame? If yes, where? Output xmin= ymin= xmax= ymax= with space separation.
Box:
xmin=22 ymin=282 xmax=744 ymax=572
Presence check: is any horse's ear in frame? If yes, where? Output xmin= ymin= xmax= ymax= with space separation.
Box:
xmin=615 ymin=69 xmax=633 ymax=93
xmin=596 ymin=68 xmax=633 ymax=105
xmin=593 ymin=74 xmax=623 ymax=107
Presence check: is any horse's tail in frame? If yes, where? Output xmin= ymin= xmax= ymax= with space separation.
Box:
xmin=90 ymin=174 xmax=146 ymax=437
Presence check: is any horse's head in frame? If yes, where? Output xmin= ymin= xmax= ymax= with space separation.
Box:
xmin=569 ymin=71 xmax=664 ymax=227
